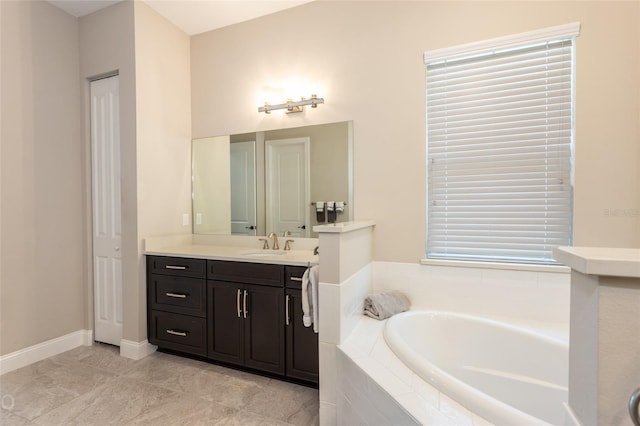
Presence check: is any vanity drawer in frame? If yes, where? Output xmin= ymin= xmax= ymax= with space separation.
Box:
xmin=149 ymin=256 xmax=206 ymax=279
xmin=149 ymin=274 xmax=206 ymax=317
xmin=285 ymin=266 xmax=308 ymax=290
xmin=208 ymin=260 xmax=284 ymax=287
xmin=149 ymin=311 xmax=206 ymax=356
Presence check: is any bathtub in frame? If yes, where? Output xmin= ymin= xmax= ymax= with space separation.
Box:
xmin=383 ymin=311 xmax=568 ymax=425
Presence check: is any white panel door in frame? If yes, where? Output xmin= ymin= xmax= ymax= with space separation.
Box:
xmin=230 ymin=141 xmax=257 ymax=235
xmin=91 ymin=76 xmax=122 ymax=346
xmin=266 ymin=138 xmax=310 ymax=237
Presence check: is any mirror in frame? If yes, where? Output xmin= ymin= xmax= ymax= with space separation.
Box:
xmin=192 ymin=121 xmax=353 ymax=238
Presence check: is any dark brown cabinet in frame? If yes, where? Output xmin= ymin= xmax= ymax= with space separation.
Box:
xmin=146 ymin=255 xmax=318 ymax=385
xmin=147 ymin=256 xmax=207 ymax=356
xmin=207 ymin=260 xmax=284 ymax=375
xmin=285 ymin=266 xmax=320 ymax=383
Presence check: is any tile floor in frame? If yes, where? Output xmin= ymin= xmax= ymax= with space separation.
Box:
xmin=0 ymin=343 xmax=319 ymax=425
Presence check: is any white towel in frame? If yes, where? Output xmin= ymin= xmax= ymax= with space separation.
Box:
xmin=301 ymin=265 xmax=320 ymax=333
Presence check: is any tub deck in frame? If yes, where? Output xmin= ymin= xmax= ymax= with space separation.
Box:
xmin=337 ymin=315 xmax=494 ymax=425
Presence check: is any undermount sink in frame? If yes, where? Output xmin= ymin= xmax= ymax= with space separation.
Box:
xmin=242 ymin=249 xmax=287 ymax=257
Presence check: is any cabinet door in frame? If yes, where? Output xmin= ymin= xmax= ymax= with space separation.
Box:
xmin=286 ymin=289 xmax=319 ymax=383
xmin=243 ymin=284 xmax=285 ymax=375
xmin=207 ymin=280 xmax=244 ymax=365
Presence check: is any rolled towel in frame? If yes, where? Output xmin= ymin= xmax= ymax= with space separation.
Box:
xmin=363 ymin=291 xmax=411 ymax=320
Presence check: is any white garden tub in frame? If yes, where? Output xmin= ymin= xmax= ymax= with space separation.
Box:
xmin=383 ymin=311 xmax=568 ymax=425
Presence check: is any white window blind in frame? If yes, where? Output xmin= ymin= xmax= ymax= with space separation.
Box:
xmin=426 ymin=25 xmax=578 ymax=264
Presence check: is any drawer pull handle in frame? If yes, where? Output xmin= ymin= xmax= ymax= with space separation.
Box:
xmin=165 ymin=265 xmax=187 ymax=270
xmin=166 ymin=329 xmax=187 ymax=337
xmin=165 ymin=292 xmax=187 ymax=299
xmin=290 ymin=277 xmax=303 ymax=282
xmin=243 ymin=290 xmax=248 ymax=319
xmin=236 ymin=289 xmax=242 ymax=318
xmin=285 ymin=294 xmax=290 ymax=326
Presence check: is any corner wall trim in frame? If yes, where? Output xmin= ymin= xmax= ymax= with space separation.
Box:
xmin=0 ymin=329 xmax=93 ymax=376
xmin=120 ymin=339 xmax=157 ymax=360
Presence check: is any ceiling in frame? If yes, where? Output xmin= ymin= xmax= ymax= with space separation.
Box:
xmin=47 ymin=0 xmax=315 ymax=35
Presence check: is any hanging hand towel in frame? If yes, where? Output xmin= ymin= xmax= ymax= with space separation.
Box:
xmin=301 ymin=267 xmax=313 ymax=327
xmin=301 ymin=265 xmax=320 ymax=333
xmin=363 ymin=291 xmax=411 ymax=320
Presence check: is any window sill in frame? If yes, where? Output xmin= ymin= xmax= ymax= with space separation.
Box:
xmin=420 ymin=258 xmax=570 ymax=273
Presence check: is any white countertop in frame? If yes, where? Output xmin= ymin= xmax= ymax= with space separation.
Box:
xmin=553 ymin=246 xmax=640 ymax=278
xmin=144 ymin=234 xmax=319 ymax=266
xmin=313 ymin=220 xmax=375 ymax=233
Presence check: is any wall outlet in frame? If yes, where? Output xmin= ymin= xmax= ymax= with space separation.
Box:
xmin=182 ymin=213 xmax=189 ymax=226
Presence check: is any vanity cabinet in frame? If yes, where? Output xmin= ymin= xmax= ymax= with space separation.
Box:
xmin=207 ymin=260 xmax=285 ymax=375
xmin=146 ymin=255 xmax=318 ymax=385
xmin=147 ymin=256 xmax=207 ymax=357
xmin=285 ymin=266 xmax=320 ymax=383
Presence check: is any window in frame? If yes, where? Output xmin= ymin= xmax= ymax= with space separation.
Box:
xmin=425 ymin=23 xmax=580 ymax=264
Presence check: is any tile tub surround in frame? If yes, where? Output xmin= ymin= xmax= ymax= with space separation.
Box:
xmin=0 ymin=343 xmax=319 ymax=425
xmin=314 ymin=221 xmax=376 ymax=425
xmin=330 ymin=260 xmax=570 ymax=424
xmin=371 ymin=261 xmax=571 ymax=336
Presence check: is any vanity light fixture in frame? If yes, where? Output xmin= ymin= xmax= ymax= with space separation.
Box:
xmin=258 ymin=94 xmax=324 ymax=114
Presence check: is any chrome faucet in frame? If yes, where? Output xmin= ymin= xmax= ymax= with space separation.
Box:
xmin=267 ymin=232 xmax=279 ymax=250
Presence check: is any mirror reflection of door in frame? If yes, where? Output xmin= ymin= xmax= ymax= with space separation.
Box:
xmin=266 ymin=138 xmax=310 ymax=237
xmin=230 ymin=141 xmax=257 ymax=235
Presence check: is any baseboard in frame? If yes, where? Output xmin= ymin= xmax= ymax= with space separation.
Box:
xmin=120 ymin=339 xmax=157 ymax=360
xmin=0 ymin=329 xmax=93 ymax=375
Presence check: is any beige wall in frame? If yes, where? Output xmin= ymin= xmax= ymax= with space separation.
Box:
xmin=1 ymin=0 xmax=191 ymax=356
xmin=134 ymin=1 xmax=192 ymax=341
xmin=191 ymin=1 xmax=640 ymax=262
xmin=1 ymin=1 xmax=84 ymax=355
xmin=80 ymin=1 xmax=191 ymax=343
xmin=79 ymin=1 xmax=139 ymax=342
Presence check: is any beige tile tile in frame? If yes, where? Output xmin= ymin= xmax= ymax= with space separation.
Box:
xmin=213 ymin=410 xmax=291 ymax=426
xmin=206 ymin=363 xmax=271 ymax=387
xmin=32 ymin=376 xmax=177 ymax=425
xmin=126 ymin=357 xmax=235 ymax=397
xmin=126 ymin=393 xmax=237 ymax=425
xmin=199 ymin=375 xmax=265 ymax=409
xmin=244 ymin=379 xmax=319 ymax=424
xmin=0 ymin=408 xmax=30 ymax=426
xmin=5 ymin=357 xmax=66 ymax=377
xmin=1 ymin=362 xmax=115 ymax=421
xmin=3 ymin=345 xmax=320 ymax=426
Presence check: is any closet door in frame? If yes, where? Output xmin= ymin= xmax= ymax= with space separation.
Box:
xmin=91 ymin=75 xmax=122 ymax=346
